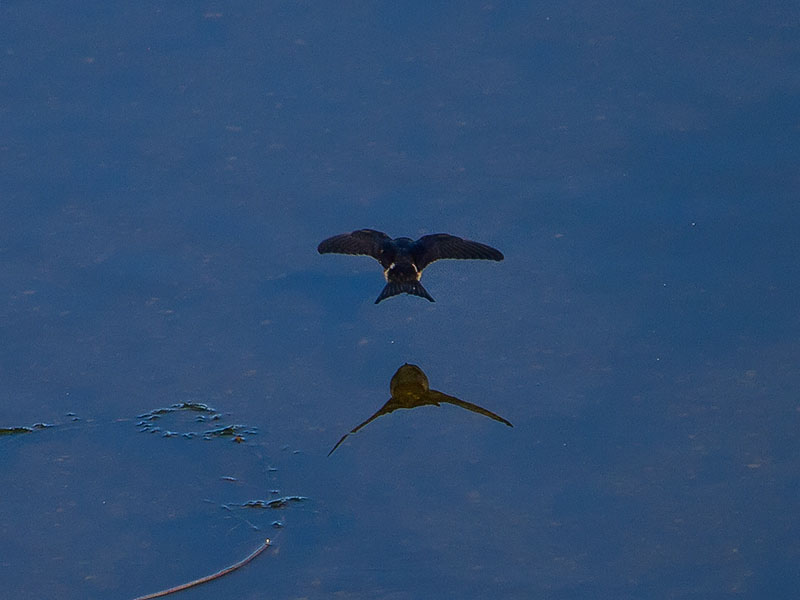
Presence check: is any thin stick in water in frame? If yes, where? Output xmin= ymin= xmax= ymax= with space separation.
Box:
xmin=133 ymin=538 xmax=271 ymax=600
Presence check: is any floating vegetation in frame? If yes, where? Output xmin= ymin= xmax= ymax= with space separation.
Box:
xmin=239 ymin=495 xmax=308 ymax=509
xmin=204 ymin=424 xmax=255 ymax=439
xmin=137 ymin=402 xmax=220 ymax=421
xmin=136 ymin=403 xmax=257 ymax=441
xmin=0 ymin=423 xmax=53 ymax=436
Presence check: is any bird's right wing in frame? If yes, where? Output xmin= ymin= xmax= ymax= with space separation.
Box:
xmin=317 ymin=229 xmax=392 ymax=264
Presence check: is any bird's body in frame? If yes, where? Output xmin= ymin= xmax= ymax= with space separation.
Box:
xmin=317 ymin=229 xmax=503 ymax=303
xmin=327 ymin=363 xmax=512 ymax=456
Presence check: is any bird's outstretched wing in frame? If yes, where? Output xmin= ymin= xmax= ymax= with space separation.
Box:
xmin=427 ymin=390 xmax=513 ymax=427
xmin=317 ymin=229 xmax=391 ymax=264
xmin=327 ymin=400 xmax=396 ymax=456
xmin=412 ymin=234 xmax=504 ymax=270
xmin=327 ymin=388 xmax=512 ymax=456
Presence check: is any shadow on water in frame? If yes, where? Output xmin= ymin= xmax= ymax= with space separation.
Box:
xmin=328 ymin=363 xmax=512 ymax=456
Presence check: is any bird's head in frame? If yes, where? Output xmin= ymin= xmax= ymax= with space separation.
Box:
xmin=390 ymin=363 xmax=430 ymax=398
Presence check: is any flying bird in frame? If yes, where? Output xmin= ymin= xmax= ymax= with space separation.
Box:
xmin=328 ymin=363 xmax=512 ymax=456
xmin=317 ymin=229 xmax=504 ymax=303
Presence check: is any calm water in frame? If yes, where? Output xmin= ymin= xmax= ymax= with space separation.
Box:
xmin=2 ymin=3 xmax=799 ymax=599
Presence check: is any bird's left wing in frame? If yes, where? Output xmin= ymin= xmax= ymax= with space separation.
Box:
xmin=427 ymin=390 xmax=513 ymax=427
xmin=412 ymin=234 xmax=504 ymax=270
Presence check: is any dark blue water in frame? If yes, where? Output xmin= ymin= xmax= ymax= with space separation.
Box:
xmin=2 ymin=3 xmax=799 ymax=598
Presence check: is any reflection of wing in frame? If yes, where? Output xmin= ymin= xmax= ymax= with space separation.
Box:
xmin=327 ymin=381 xmax=512 ymax=456
xmin=412 ymin=234 xmax=504 ymax=270
xmin=327 ymin=400 xmax=397 ymax=456
xmin=427 ymin=390 xmax=513 ymax=427
xmin=318 ymin=229 xmax=391 ymax=264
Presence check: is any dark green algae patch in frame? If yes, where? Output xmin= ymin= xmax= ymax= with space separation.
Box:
xmin=0 ymin=423 xmax=54 ymax=436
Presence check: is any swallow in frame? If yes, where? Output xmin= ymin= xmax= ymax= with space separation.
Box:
xmin=328 ymin=363 xmax=512 ymax=456
xmin=317 ymin=229 xmax=504 ymax=303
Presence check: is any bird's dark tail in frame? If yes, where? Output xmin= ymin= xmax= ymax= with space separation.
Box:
xmin=375 ymin=281 xmax=435 ymax=304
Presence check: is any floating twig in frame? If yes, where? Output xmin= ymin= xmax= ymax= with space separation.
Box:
xmin=133 ymin=538 xmax=271 ymax=600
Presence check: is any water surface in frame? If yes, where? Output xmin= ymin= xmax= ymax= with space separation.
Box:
xmin=2 ymin=2 xmax=799 ymax=598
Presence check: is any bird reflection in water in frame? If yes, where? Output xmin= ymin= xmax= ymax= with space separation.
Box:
xmin=328 ymin=363 xmax=512 ymax=456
